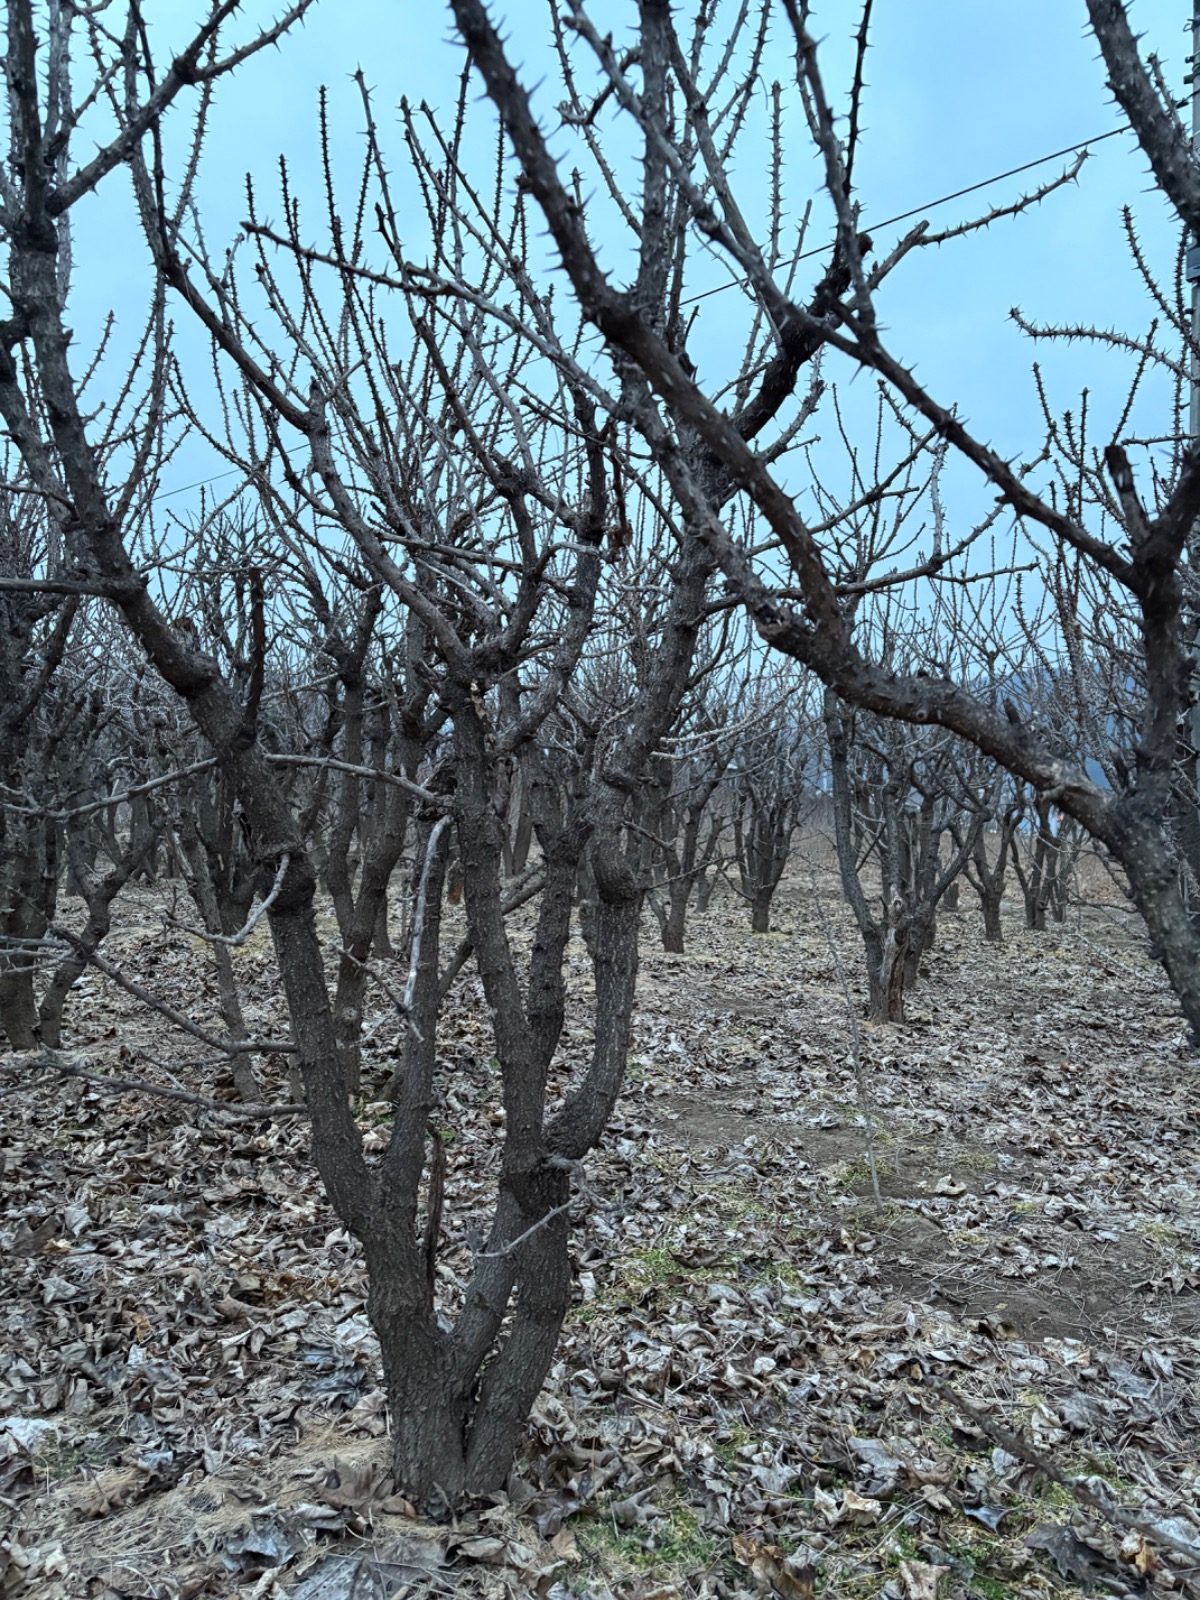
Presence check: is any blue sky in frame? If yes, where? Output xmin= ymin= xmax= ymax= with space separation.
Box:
xmin=69 ymin=1 xmax=1189 ymax=519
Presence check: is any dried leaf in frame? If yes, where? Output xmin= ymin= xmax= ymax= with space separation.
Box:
xmin=898 ymin=1557 xmax=948 ymax=1600
xmin=732 ymin=1534 xmax=815 ymax=1597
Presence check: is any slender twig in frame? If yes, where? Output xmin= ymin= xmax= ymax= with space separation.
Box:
xmin=338 ymin=943 xmax=409 ymax=1015
xmin=475 ymin=1197 xmax=575 ymax=1260
xmin=45 ymin=925 xmax=295 ymax=1054
xmin=2 ymin=1051 xmax=305 ymax=1119
xmin=0 ymin=758 xmax=218 ymax=822
xmin=438 ymin=862 xmax=547 ymax=1000
xmin=932 ymin=1378 xmax=1200 ymax=1565
xmin=264 ymin=754 xmax=442 ymax=808
xmin=172 ymin=852 xmax=290 ymax=948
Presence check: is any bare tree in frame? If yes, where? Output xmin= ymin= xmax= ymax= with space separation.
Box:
xmin=0 ymin=1 xmax=725 ymax=1503
xmin=728 ymin=683 xmax=815 ymax=934
xmin=825 ymin=689 xmax=990 ymax=1020
xmin=640 ymin=691 xmax=736 ymax=952
xmin=1011 ymin=789 xmax=1087 ymax=930
xmin=963 ymin=794 xmax=1022 ymax=943
xmin=452 ymin=0 xmax=1200 ymax=1041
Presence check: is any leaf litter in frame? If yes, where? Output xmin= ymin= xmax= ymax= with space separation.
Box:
xmin=1 ymin=868 xmax=1199 ymax=1599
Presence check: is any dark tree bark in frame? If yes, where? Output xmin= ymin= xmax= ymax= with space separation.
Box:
xmin=450 ymin=0 xmax=1200 ymax=1042
xmin=826 ymin=692 xmax=986 ymax=1022
xmin=964 ymin=801 xmax=1021 ymax=944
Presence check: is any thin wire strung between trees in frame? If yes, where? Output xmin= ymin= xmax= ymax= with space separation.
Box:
xmin=80 ymin=120 xmax=1130 ymax=516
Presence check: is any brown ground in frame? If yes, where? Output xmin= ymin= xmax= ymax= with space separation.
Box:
xmin=2 ymin=851 xmax=1199 ymax=1599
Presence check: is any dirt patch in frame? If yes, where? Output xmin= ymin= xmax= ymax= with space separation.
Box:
xmin=648 ymin=1084 xmax=1200 ymax=1346
xmin=655 ymin=1089 xmax=870 ymax=1166
xmin=859 ymin=1202 xmax=1200 ymax=1342
xmin=694 ymin=985 xmax=782 ymax=1021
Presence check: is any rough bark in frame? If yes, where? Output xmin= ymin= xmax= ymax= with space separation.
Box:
xmin=450 ymin=0 xmax=1200 ymax=1044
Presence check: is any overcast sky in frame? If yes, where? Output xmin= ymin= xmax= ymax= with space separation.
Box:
xmin=70 ymin=1 xmax=1189 ymax=515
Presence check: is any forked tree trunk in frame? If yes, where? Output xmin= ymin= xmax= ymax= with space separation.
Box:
xmin=503 ymin=806 xmax=534 ymax=878
xmin=40 ymin=842 xmax=150 ymax=1050
xmin=695 ymin=869 xmax=716 ymax=913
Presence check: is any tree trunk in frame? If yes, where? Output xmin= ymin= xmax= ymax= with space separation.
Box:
xmin=1119 ymin=810 xmax=1200 ymax=1041
xmin=0 ymin=827 xmax=53 ymax=1049
xmin=129 ymin=796 xmax=161 ymax=882
xmin=373 ymin=891 xmax=394 ymax=959
xmin=0 ymin=963 xmax=41 ymax=1050
xmin=37 ymin=973 xmax=72 ymax=1050
xmin=375 ymin=1310 xmax=467 ymax=1512
xmin=870 ymin=932 xmax=908 ymax=1022
xmin=943 ymin=878 xmax=960 ymax=912
xmin=503 ymin=807 xmax=534 ymax=878
xmin=0 ymin=887 xmax=47 ymax=1049
xmin=39 ymin=858 xmax=136 ymax=1050
xmin=900 ymin=904 xmax=937 ymax=990
xmin=751 ymin=886 xmax=773 ymax=933
xmin=462 ymin=1193 xmax=571 ymax=1492
xmin=981 ymin=890 xmax=1003 ymax=942
xmin=660 ymin=885 xmax=688 ymax=952
xmin=1172 ymin=750 xmax=1200 ymax=931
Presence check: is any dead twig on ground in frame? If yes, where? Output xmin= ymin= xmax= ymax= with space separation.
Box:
xmin=2 ymin=1050 xmax=306 ymax=1119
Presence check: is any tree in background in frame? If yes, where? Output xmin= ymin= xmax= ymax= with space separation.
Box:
xmin=453 ymin=0 xmax=1200 ymax=1037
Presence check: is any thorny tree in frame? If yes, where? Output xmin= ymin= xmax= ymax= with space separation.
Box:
xmin=0 ymin=0 xmax=769 ymax=1503
xmin=452 ymin=0 xmax=1200 ymax=1040
xmin=7 ymin=0 xmax=1200 ymax=1516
